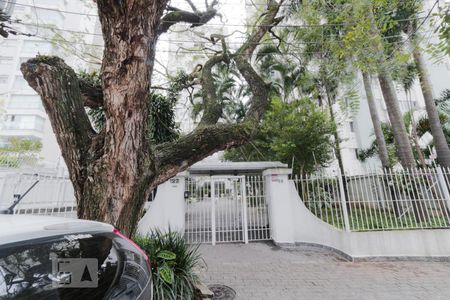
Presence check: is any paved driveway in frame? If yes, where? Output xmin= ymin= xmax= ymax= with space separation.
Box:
xmin=199 ymin=242 xmax=450 ymax=300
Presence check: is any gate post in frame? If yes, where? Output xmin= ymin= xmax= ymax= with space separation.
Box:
xmin=337 ymin=168 xmax=351 ymax=232
xmin=437 ymin=166 xmax=450 ymax=210
xmin=211 ymin=179 xmax=216 ymax=245
xmin=137 ymin=173 xmax=186 ymax=235
xmin=263 ymin=168 xmax=294 ymax=245
xmin=241 ymin=176 xmax=249 ymax=244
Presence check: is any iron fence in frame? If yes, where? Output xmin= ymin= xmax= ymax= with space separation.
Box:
xmin=246 ymin=176 xmax=270 ymax=241
xmin=184 ymin=175 xmax=270 ymax=244
xmin=0 ymin=172 xmax=76 ymax=218
xmin=292 ymin=167 xmax=450 ymax=231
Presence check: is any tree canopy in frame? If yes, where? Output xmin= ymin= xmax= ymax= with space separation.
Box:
xmin=19 ymin=0 xmax=286 ymax=235
xmin=225 ymin=97 xmax=336 ymax=174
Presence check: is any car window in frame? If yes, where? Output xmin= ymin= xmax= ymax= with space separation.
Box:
xmin=0 ymin=232 xmax=120 ymax=300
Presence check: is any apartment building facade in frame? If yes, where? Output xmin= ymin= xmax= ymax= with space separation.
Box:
xmin=0 ymin=0 xmax=98 ymax=168
xmin=336 ymin=0 xmax=450 ymax=174
xmin=0 ymin=0 xmax=448 ymax=173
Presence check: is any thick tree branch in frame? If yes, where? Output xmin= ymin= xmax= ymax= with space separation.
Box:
xmin=153 ymin=123 xmax=252 ymax=186
xmin=235 ymin=56 xmax=271 ymax=124
xmin=157 ymin=2 xmax=218 ymax=35
xmin=198 ymin=0 xmax=282 ymax=126
xmin=153 ymin=0 xmax=284 ymax=184
xmin=234 ymin=0 xmax=283 ymax=122
xmin=78 ymin=78 xmax=103 ymax=108
xmin=20 ymin=56 xmax=95 ymax=197
xmin=185 ymin=0 xmax=199 ymax=13
xmin=237 ymin=0 xmax=284 ymax=59
xmin=199 ymin=35 xmax=230 ymax=126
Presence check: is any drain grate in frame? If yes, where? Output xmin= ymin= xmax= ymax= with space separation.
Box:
xmin=207 ymin=284 xmax=236 ymax=300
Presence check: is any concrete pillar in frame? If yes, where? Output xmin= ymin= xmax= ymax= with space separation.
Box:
xmin=263 ymin=168 xmax=294 ymax=245
xmin=137 ymin=173 xmax=186 ymax=235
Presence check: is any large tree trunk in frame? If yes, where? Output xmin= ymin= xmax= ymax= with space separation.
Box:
xmin=21 ymin=0 xmax=284 ymax=236
xmin=413 ymin=49 xmax=450 ymax=167
xmin=79 ymin=1 xmax=168 ymax=235
xmin=365 ymin=6 xmax=415 ymax=169
xmin=378 ymin=70 xmax=416 ymax=168
xmin=362 ymin=72 xmax=390 ymax=168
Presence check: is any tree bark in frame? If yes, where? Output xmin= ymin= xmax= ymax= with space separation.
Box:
xmin=157 ymin=2 xmax=218 ymax=35
xmin=378 ymin=70 xmax=416 ymax=168
xmin=366 ymin=6 xmax=415 ymax=169
xmin=413 ymin=49 xmax=450 ymax=167
xmin=410 ymin=115 xmax=427 ymax=168
xmin=20 ymin=57 xmax=95 ymax=205
xmin=362 ymin=72 xmax=390 ymax=168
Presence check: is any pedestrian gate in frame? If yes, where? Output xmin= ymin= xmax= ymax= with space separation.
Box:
xmin=184 ymin=176 xmax=270 ymax=244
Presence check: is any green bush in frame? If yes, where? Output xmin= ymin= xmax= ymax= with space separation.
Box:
xmin=134 ymin=229 xmax=203 ymax=300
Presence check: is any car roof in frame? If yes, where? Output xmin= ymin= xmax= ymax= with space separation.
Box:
xmin=0 ymin=215 xmax=114 ymax=245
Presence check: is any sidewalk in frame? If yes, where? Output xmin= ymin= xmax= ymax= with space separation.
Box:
xmin=199 ymin=242 xmax=450 ymax=300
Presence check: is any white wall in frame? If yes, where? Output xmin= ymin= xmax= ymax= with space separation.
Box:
xmin=0 ymin=0 xmax=99 ymax=169
xmin=137 ymin=174 xmax=186 ymax=235
xmin=265 ymin=168 xmax=450 ymax=259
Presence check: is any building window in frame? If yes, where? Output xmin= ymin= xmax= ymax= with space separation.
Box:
xmin=3 ymin=115 xmax=45 ymax=132
xmin=0 ymin=40 xmax=17 ymax=49
xmin=8 ymin=95 xmax=43 ymax=110
xmin=349 ymin=121 xmax=355 ymax=132
xmin=0 ymin=75 xmax=8 ymax=89
xmin=12 ymin=76 xmax=32 ymax=91
xmin=22 ymin=41 xmax=52 ymax=55
xmin=0 ymin=56 xmax=13 ymax=65
xmin=35 ymin=8 xmax=64 ymax=27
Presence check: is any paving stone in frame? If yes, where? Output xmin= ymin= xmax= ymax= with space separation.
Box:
xmin=198 ymin=242 xmax=450 ymax=300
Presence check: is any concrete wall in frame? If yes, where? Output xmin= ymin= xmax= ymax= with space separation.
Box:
xmin=264 ymin=168 xmax=450 ymax=260
xmin=136 ymin=167 xmax=450 ymax=259
xmin=137 ymin=174 xmax=186 ymax=235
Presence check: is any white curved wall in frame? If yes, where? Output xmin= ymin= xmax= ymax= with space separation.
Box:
xmin=288 ymin=182 xmax=450 ymax=259
xmin=264 ymin=168 xmax=450 ymax=259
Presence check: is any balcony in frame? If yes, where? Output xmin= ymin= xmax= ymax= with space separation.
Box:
xmin=0 ymin=115 xmax=46 ymax=140
xmin=7 ymin=95 xmax=44 ymax=111
xmin=381 ymin=99 xmax=418 ymax=114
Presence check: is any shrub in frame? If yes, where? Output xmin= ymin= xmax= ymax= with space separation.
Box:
xmin=134 ymin=229 xmax=203 ymax=300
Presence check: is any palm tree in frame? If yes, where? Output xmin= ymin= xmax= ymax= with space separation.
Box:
xmin=397 ymin=0 xmax=450 ymax=167
xmin=365 ymin=6 xmax=416 ymax=168
xmin=362 ymin=72 xmax=390 ymax=168
xmin=412 ymin=45 xmax=450 ymax=166
xmin=377 ymin=70 xmax=416 ymax=168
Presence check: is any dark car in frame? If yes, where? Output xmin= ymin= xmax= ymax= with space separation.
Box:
xmin=0 ymin=215 xmax=152 ymax=299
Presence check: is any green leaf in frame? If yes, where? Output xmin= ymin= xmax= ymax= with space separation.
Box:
xmin=159 ymin=265 xmax=174 ymax=284
xmin=157 ymin=250 xmax=177 ymax=260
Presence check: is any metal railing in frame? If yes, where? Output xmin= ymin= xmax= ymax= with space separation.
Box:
xmin=292 ymin=167 xmax=450 ymax=231
xmin=0 ymin=155 xmax=41 ymax=168
xmin=184 ymin=175 xmax=270 ymax=244
xmin=0 ymin=172 xmax=76 ymax=218
xmin=245 ymin=175 xmax=270 ymax=241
